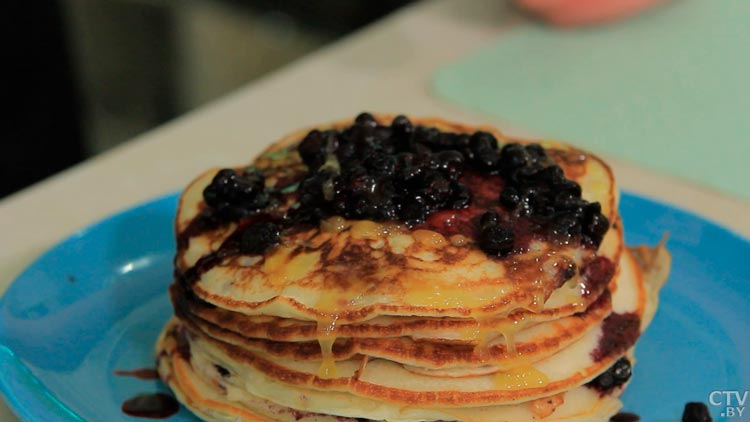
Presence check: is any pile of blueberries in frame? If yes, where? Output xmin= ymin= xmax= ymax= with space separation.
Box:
xmin=202 ymin=113 xmax=609 ymax=256
xmin=295 ymin=113 xmax=471 ymax=226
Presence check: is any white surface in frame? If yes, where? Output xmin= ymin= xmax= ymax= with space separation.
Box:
xmin=1 ymin=0 xmax=748 ymax=420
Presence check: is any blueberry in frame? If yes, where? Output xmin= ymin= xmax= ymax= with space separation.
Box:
xmin=587 ymin=357 xmax=631 ymax=392
xmin=345 ymin=197 xmax=371 ymax=219
xmin=409 ymin=141 xmax=433 ymax=156
xmin=473 ymin=149 xmax=498 ymax=172
xmin=420 ymin=172 xmax=452 ymax=205
xmin=468 ymin=131 xmax=499 ymax=171
xmin=366 ymin=191 xmax=399 ymax=220
xmin=395 ymin=152 xmax=423 ymax=182
xmin=555 ymin=179 xmax=582 ymax=197
xmin=289 ymin=206 xmax=325 ymax=226
xmin=330 ymin=196 xmax=349 ymax=215
xmin=585 ymin=202 xmax=602 ymax=215
xmin=449 ymin=181 xmax=471 ymax=209
xmin=335 ymin=140 xmax=356 ymax=162
xmin=203 ymin=168 xmax=268 ymax=216
xmin=594 ymin=371 xmax=614 ymax=389
xmin=479 ymin=211 xmax=499 ymax=230
xmin=518 ymin=187 xmax=540 ymax=216
xmin=609 ymin=412 xmax=641 ymax=422
xmin=348 ymin=173 xmax=377 ymax=195
xmin=529 ymin=194 xmax=555 ymax=221
xmin=583 ymin=207 xmax=609 ymax=246
xmin=400 ymin=198 xmax=427 ymax=225
xmin=395 ymin=151 xmax=416 ymax=167
xmin=240 ymin=222 xmax=280 ymax=254
xmin=510 ymin=164 xmax=543 ymax=186
xmin=499 ymin=143 xmax=528 ymax=172
xmin=352 ymin=133 xmax=380 ymax=157
xmin=412 ymin=126 xmax=438 ymax=146
xmin=396 ymin=168 xmax=422 ymax=188
xmin=418 ymin=130 xmax=445 ymax=151
xmin=391 ymin=115 xmax=414 ymax=142
xmin=396 ymin=152 xmax=416 ymax=170
xmin=375 ymin=203 xmax=399 ymax=220
xmin=412 ymin=152 xmax=440 ymax=171
xmin=479 ymin=225 xmax=514 ymax=257
xmin=469 ymin=131 xmax=499 ymax=152
xmin=612 ymin=358 xmax=632 ymax=383
xmin=551 ymin=215 xmax=582 ymax=239
xmin=298 ymin=130 xmax=325 ymax=168
xmin=203 ymin=169 xmax=234 ymax=205
xmin=682 ymin=402 xmax=712 ymax=422
xmin=554 ymin=192 xmax=585 ymax=211
xmin=525 ymin=144 xmax=547 ymax=162
xmin=367 ymin=152 xmax=397 ymax=177
xmin=298 ymin=178 xmax=323 ymax=206
xmin=373 ymin=125 xmax=394 ymax=143
xmin=537 ymin=165 xmax=565 ymax=186
xmin=435 ymin=150 xmax=465 ymax=179
xmin=499 ymin=186 xmax=521 ymax=209
xmin=438 ymin=133 xmax=471 ymax=150
xmin=420 ymin=132 xmax=468 ymax=152
xmin=355 ymin=112 xmax=378 ymax=128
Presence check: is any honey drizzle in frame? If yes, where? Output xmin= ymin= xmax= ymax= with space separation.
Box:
xmin=316 ymin=328 xmax=338 ymax=379
xmin=315 ymin=294 xmax=340 ymax=379
xmin=466 ymin=318 xmax=495 ymax=361
xmin=493 ymin=365 xmax=549 ymax=390
xmin=466 ymin=315 xmax=528 ymax=360
xmin=501 ymin=328 xmax=517 ymax=356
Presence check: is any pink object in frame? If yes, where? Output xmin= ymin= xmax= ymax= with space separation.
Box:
xmin=516 ymin=0 xmax=665 ymax=27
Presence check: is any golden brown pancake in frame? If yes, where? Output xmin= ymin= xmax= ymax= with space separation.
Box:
xmin=174 ymin=117 xmax=621 ymax=323
xmin=173 ymin=287 xmax=611 ymax=371
xmin=157 ymin=245 xmax=667 ymax=421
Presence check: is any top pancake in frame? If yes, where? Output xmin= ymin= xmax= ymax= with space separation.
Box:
xmin=174 ymin=116 xmax=620 ymax=322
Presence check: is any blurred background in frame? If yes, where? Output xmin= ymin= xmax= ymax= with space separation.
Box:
xmin=3 ymin=1 xmax=413 ymax=198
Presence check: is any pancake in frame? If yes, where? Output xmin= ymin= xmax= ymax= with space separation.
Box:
xmin=174 ymin=116 xmax=621 ymax=323
xmin=178 ymin=286 xmax=611 ymax=343
xmin=157 ymin=113 xmax=670 ymax=422
xmin=158 ymin=323 xmax=624 ymax=422
xmin=174 ymin=287 xmax=611 ymax=371
xmin=168 ymin=248 xmax=643 ymax=406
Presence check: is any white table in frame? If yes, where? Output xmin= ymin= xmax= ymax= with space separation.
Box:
xmin=1 ymin=0 xmax=748 ymax=420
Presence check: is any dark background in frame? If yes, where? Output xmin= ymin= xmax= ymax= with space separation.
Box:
xmin=2 ymin=1 xmax=412 ymax=198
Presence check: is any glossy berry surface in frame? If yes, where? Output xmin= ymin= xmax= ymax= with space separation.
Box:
xmin=497 ymin=147 xmax=609 ymax=246
xmin=479 ymin=225 xmax=515 ymax=257
xmin=682 ymin=402 xmax=712 ymax=422
xmin=203 ymin=168 xmax=268 ymax=219
xmin=586 ymin=357 xmax=632 ymax=392
xmin=239 ymin=222 xmax=280 ymax=254
xmin=290 ymin=114 xmax=478 ymax=227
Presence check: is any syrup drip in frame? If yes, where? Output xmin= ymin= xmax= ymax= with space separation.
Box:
xmin=114 ymin=368 xmax=159 ymax=380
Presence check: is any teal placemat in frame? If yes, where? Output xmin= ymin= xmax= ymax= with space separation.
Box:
xmin=434 ymin=0 xmax=750 ymax=198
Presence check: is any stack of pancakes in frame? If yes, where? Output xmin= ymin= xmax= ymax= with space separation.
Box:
xmin=157 ymin=116 xmax=670 ymax=422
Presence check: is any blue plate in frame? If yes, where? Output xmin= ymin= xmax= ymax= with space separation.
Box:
xmin=0 ymin=192 xmax=748 ymax=422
